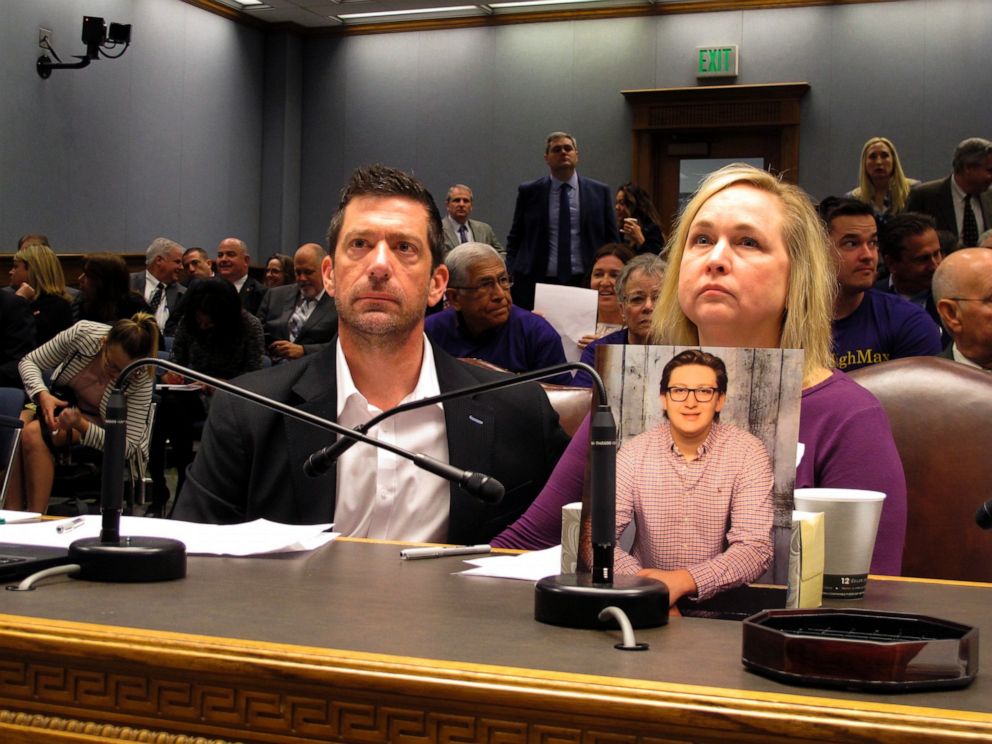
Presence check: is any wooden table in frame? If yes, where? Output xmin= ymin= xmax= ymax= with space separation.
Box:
xmin=0 ymin=538 xmax=989 ymax=743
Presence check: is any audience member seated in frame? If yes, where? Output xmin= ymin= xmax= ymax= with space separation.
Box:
xmin=576 ymin=243 xmax=635 ymax=350
xmin=150 ymin=278 xmax=266 ymax=516
xmin=493 ymin=164 xmax=907 ymax=579
xmin=875 ymin=212 xmax=944 ymax=330
xmin=0 ymin=290 xmax=36 ymax=389
xmin=9 ymin=241 xmax=72 ymax=346
xmin=257 ymin=243 xmax=337 ymax=362
xmin=846 ymin=136 xmax=918 ymax=222
xmin=614 ymin=350 xmax=773 ymax=606
xmin=263 ymin=252 xmax=294 ymax=289
xmin=615 ymin=182 xmax=665 ymax=254
xmin=906 ymin=137 xmax=992 ymax=246
xmin=182 ymin=246 xmax=213 ymax=284
xmin=130 ymin=237 xmax=186 ymax=337
xmin=573 ymin=253 xmax=665 ymax=387
xmin=72 ymin=253 xmax=150 ymax=324
xmin=820 ymin=197 xmax=941 ymax=371
xmin=932 ymin=248 xmax=992 ymax=371
xmin=8 ymin=314 xmax=158 ymax=513
xmin=216 ymin=237 xmax=266 ymax=314
xmin=173 ymin=165 xmax=569 ymax=547
xmin=425 ymin=243 xmax=570 ymax=383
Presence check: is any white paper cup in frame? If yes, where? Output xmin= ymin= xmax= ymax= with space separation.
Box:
xmin=793 ymin=488 xmax=885 ymax=599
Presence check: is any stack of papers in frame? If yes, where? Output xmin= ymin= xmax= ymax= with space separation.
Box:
xmin=0 ymin=516 xmax=337 ymax=556
xmin=458 ymin=545 xmax=562 ymax=581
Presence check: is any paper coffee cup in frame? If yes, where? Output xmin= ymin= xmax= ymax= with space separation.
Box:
xmin=793 ymin=488 xmax=885 ymax=599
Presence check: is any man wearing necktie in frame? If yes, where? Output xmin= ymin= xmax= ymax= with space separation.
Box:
xmin=129 ymin=237 xmax=186 ymax=337
xmin=906 ymin=137 xmax=992 ymax=246
xmin=505 ymin=131 xmax=619 ymax=310
xmin=441 ymin=184 xmax=504 ymax=258
xmin=257 ymin=243 xmax=338 ymax=362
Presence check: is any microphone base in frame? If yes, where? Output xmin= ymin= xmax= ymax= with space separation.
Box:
xmin=68 ymin=536 xmax=187 ymax=583
xmin=534 ymin=573 xmax=669 ymax=629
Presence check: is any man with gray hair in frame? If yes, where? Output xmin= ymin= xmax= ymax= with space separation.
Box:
xmin=907 ymin=137 xmax=992 ymax=246
xmin=425 ymin=242 xmax=570 ymax=383
xmin=933 ymin=248 xmax=992 ymax=371
xmin=442 ymin=184 xmax=504 ymax=257
xmin=505 ymin=131 xmax=618 ymax=310
xmin=130 ymin=236 xmax=186 ymax=334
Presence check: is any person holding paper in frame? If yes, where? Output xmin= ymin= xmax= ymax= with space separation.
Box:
xmin=613 ymin=350 xmax=774 ymax=604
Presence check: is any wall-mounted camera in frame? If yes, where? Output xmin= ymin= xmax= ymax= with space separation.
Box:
xmin=38 ymin=16 xmax=132 ymax=79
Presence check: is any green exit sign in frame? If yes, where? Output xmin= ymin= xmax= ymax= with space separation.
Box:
xmin=697 ymin=45 xmax=739 ymax=78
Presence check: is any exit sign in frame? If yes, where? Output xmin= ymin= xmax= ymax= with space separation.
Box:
xmin=696 ymin=45 xmax=739 ymax=78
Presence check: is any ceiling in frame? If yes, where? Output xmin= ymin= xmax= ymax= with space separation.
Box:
xmin=200 ymin=0 xmax=817 ymax=32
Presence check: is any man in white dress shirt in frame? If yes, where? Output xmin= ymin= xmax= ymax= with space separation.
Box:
xmin=129 ymin=237 xmax=186 ymax=335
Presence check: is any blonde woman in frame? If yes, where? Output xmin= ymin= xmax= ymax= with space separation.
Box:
xmin=495 ymin=164 xmax=906 ymax=582
xmin=10 ymin=241 xmax=73 ymax=345
xmin=847 ymin=136 xmax=918 ymax=220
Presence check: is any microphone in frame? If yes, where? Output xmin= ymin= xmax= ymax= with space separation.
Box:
xmin=98 ymin=388 xmax=127 ymax=544
xmin=303 ymin=362 xmax=604 ymax=478
xmin=977 ymin=498 xmax=992 ymax=529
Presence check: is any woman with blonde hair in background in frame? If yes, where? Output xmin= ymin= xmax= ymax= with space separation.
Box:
xmin=9 ymin=241 xmax=73 ymax=345
xmin=848 ymin=136 xmax=918 ymax=221
xmin=495 ymin=164 xmax=906 ymax=583
xmin=8 ymin=313 xmax=159 ymax=513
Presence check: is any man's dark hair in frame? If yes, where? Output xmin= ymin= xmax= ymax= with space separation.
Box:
xmin=659 ymin=349 xmax=728 ymax=421
xmin=952 ymin=137 xmax=992 ymax=173
xmin=18 ymin=233 xmax=50 ymax=250
xmin=183 ymin=246 xmax=208 ymax=260
xmin=879 ymin=212 xmax=936 ymax=262
xmin=817 ymin=196 xmax=876 ymax=229
xmin=325 ymin=164 xmax=444 ymax=269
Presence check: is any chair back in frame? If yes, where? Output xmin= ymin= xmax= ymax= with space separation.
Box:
xmin=849 ymin=357 xmax=992 ymax=581
xmin=0 ymin=388 xmax=25 ymax=510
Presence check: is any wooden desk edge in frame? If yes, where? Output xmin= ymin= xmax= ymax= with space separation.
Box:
xmin=0 ymin=612 xmax=987 ymax=744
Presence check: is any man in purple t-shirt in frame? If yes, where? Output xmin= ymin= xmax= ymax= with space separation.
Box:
xmin=819 ymin=198 xmax=942 ymax=371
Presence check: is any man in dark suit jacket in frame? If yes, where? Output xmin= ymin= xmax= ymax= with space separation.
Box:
xmin=256 ymin=242 xmax=337 ymax=360
xmin=505 ymin=131 xmax=619 ymax=309
xmin=906 ymin=138 xmax=992 ymax=245
xmin=129 ymin=237 xmax=187 ymax=336
xmin=216 ymin=237 xmax=266 ymax=315
xmin=174 ymin=165 xmax=569 ymax=545
xmin=0 ymin=290 xmax=36 ymax=388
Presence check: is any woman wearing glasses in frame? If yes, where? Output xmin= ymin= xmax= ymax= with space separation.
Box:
xmin=9 ymin=314 xmax=159 ymax=513
xmin=614 ymin=350 xmax=773 ymax=604
xmin=494 ymin=164 xmax=905 ymax=581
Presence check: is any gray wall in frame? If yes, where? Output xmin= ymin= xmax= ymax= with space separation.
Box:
xmin=2 ymin=0 xmax=990 ymax=258
xmin=299 ymin=0 xmax=992 ymax=244
xmin=1 ymin=0 xmax=266 ymax=259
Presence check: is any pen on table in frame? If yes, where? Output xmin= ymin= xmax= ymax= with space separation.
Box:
xmin=400 ymin=544 xmax=492 ymax=560
xmin=56 ymin=517 xmax=85 ymax=534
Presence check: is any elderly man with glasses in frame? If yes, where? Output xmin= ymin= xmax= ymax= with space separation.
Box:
xmin=425 ymin=242 xmax=570 ymax=383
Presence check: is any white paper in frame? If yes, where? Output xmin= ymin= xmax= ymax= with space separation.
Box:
xmin=533 ymin=284 xmax=599 ymax=363
xmin=0 ymin=510 xmax=43 ymax=524
xmin=0 ymin=516 xmax=337 ymax=556
xmin=457 ymin=545 xmax=562 ymax=581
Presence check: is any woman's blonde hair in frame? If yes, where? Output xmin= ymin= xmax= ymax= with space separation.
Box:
xmin=852 ymin=136 xmax=912 ymax=215
xmin=650 ymin=163 xmax=836 ymax=384
xmin=12 ymin=242 xmax=71 ymax=301
xmin=107 ymin=313 xmax=160 ymax=380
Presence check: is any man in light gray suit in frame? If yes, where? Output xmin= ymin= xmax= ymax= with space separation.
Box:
xmin=256 ymin=242 xmax=337 ymax=361
xmin=129 ymin=237 xmax=186 ymax=336
xmin=442 ymin=184 xmax=504 ymax=258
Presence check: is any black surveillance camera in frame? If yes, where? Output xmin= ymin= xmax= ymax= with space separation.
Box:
xmin=108 ymin=23 xmax=131 ymax=45
xmin=81 ymin=16 xmax=107 ymax=46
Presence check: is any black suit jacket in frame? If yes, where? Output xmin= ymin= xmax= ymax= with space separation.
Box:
xmin=238 ymin=276 xmax=267 ymax=316
xmin=129 ymin=271 xmax=187 ymax=336
xmin=505 ymin=175 xmax=619 ymax=278
xmin=905 ymin=176 xmax=992 ymax=240
xmin=256 ymin=284 xmax=337 ymax=355
xmin=0 ymin=291 xmax=36 ymax=388
xmin=173 ymin=341 xmax=570 ymax=545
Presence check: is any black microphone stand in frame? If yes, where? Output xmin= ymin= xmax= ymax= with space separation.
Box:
xmin=300 ymin=359 xmax=668 ymax=629
xmin=70 ymin=358 xmax=505 ymax=582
